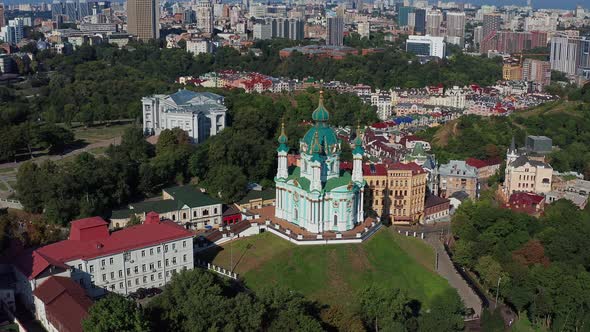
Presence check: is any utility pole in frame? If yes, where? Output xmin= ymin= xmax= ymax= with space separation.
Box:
xmin=495 ymin=276 xmax=502 ymax=309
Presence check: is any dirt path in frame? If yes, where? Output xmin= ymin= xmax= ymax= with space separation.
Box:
xmin=0 ymin=136 xmax=122 ymax=170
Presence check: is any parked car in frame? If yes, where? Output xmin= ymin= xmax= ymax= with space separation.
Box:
xmin=136 ymin=288 xmax=148 ymax=299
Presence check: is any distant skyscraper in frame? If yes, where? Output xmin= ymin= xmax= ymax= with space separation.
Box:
xmin=196 ymin=0 xmax=213 ymax=34
xmin=51 ymin=0 xmax=64 ymax=20
xmin=414 ymin=8 xmax=426 ymax=35
xmin=2 ymin=17 xmax=24 ymax=44
xmin=127 ymin=0 xmax=160 ymax=40
xmin=0 ymin=4 xmax=5 ymax=28
xmin=446 ymin=11 xmax=465 ymax=44
xmin=65 ymin=0 xmax=76 ymax=21
xmin=426 ymin=9 xmax=442 ymax=36
xmin=550 ymin=34 xmax=581 ymax=76
xmin=78 ymin=0 xmax=90 ymax=19
xmin=357 ymin=21 xmax=369 ymax=39
xmin=398 ymin=6 xmax=414 ymax=26
xmin=482 ymin=13 xmax=501 ymax=39
xmin=326 ymin=15 xmax=344 ymax=46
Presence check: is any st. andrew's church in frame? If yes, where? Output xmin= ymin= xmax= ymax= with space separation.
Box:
xmin=274 ymin=92 xmax=366 ymax=233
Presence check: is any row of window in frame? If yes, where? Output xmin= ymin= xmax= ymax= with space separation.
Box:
xmin=100 ymin=255 xmax=189 ymax=281
xmin=86 ymin=247 xmax=188 ymax=274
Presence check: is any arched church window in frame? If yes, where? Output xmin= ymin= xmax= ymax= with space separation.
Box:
xmin=182 ymin=213 xmax=187 ymax=219
xmin=333 ymin=214 xmax=338 ymax=226
xmin=294 ymin=209 xmax=298 ymax=220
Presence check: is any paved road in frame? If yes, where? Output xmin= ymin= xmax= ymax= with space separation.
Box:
xmin=0 ymin=136 xmax=122 ymax=170
xmin=424 ymin=235 xmax=483 ymax=317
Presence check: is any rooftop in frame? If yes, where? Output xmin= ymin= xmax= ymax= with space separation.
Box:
xmin=33 ymin=276 xmax=92 ymax=332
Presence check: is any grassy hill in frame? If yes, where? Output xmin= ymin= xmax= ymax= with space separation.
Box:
xmin=197 ymin=229 xmax=454 ymax=313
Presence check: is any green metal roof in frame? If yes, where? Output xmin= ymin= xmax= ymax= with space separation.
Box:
xmin=110 ymin=209 xmax=135 ymax=219
xmin=163 ymin=185 xmax=221 ymax=207
xmin=129 ymin=199 xmax=181 ymax=214
xmin=238 ymin=188 xmax=276 ymax=203
xmin=302 ymin=125 xmax=339 ymax=153
xmin=285 ymin=167 xmax=353 ymax=193
xmin=312 ymin=94 xmax=330 ymax=122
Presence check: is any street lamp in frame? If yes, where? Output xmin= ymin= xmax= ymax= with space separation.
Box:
xmin=495 ymin=276 xmax=502 ymax=309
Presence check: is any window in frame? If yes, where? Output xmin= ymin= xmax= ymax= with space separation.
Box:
xmin=119 ymin=282 xmax=124 ymax=289
xmin=150 ymin=248 xmax=153 ymax=255
xmin=193 ymin=211 xmax=197 ymax=218
xmin=142 ymin=250 xmax=145 ymax=257
xmin=172 ymin=215 xmax=176 ymax=221
xmin=109 ymin=257 xmax=114 ymax=265
xmin=119 ymin=270 xmax=123 ymax=278
xmin=164 ymin=245 xmax=168 ymax=252
xmin=172 ymin=257 xmax=177 ymax=265
xmin=183 ymin=254 xmax=187 ymax=262
xmin=151 ymin=275 xmax=155 ymax=281
xmin=158 ymin=272 xmax=162 ymax=279
xmin=182 ymin=213 xmax=187 ymax=219
xmin=134 ymin=266 xmax=139 ymax=274
xmin=78 ymin=264 xmax=82 ymax=270
xmin=110 ymin=284 xmax=115 ymax=291
xmin=127 ymin=268 xmax=131 ymax=275
xmin=101 ymin=259 xmax=105 ymax=267
xmin=127 ymin=280 xmax=131 ymax=287
xmin=183 ymin=241 xmax=186 ymax=248
xmin=157 ymin=247 xmax=161 ymax=254
xmin=203 ymin=209 xmax=209 ymax=216
xmin=110 ymin=272 xmax=114 ymax=279
xmin=143 ymin=276 xmax=147 ymax=283
xmin=333 ymin=215 xmax=338 ymax=226
xmin=102 ymin=274 xmax=106 ymax=281
xmin=214 ymin=208 xmax=218 ymax=214
xmin=157 ymin=261 xmax=162 ymax=268
xmin=165 ymin=259 xmax=169 ymax=266
xmin=142 ymin=264 xmax=146 ymax=272
xmin=172 ymin=243 xmax=176 ymax=250
xmin=135 ymin=278 xmax=139 ymax=285
xmin=149 ymin=263 xmax=154 ymax=270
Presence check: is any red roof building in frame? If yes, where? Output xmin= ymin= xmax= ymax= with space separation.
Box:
xmin=33 ymin=276 xmax=92 ymax=332
xmin=505 ymin=192 xmax=545 ymax=215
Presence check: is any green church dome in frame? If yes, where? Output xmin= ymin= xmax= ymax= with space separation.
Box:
xmin=311 ymin=91 xmax=330 ymax=122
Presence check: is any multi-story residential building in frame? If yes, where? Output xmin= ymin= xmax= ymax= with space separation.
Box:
xmin=426 ymin=10 xmax=442 ymax=36
xmin=326 ymin=15 xmax=344 ymax=46
xmin=142 ymin=89 xmax=227 ymax=143
xmin=364 ymin=162 xmax=427 ymax=224
xmin=1 ymin=17 xmax=24 ymax=44
xmin=357 ymin=21 xmax=370 ymax=39
xmin=186 ymin=38 xmax=213 ymax=55
xmin=503 ymin=141 xmax=553 ymax=197
xmin=438 ymin=160 xmax=479 ymax=199
xmin=503 ymin=62 xmax=523 ymax=80
xmin=550 ymin=34 xmax=590 ymax=77
xmin=398 ymin=6 xmax=414 ymax=27
xmin=127 ymin=0 xmax=159 ymax=40
xmin=466 ymin=158 xmax=502 ymax=181
xmin=406 ymin=35 xmax=446 ymax=58
xmin=10 ymin=214 xmax=194 ymax=310
xmin=480 ymin=30 xmax=547 ymax=54
xmin=111 ymin=185 xmax=223 ymax=229
xmin=522 ymin=58 xmax=551 ymax=90
xmin=446 ymin=11 xmax=466 ymax=45
xmin=482 ymin=13 xmax=501 ymax=39
xmin=195 ymin=0 xmax=213 ymax=34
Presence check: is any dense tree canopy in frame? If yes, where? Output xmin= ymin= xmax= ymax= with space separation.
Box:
xmin=452 ymin=199 xmax=590 ymax=331
xmin=82 ymin=294 xmax=150 ymax=332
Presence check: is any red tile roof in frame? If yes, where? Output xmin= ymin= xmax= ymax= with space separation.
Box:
xmin=34 ymin=276 xmax=92 ymax=332
xmin=363 ymin=163 xmax=388 ymax=176
xmin=509 ymin=192 xmax=544 ymax=205
xmin=466 ymin=158 xmax=488 ymax=169
xmin=387 ymin=162 xmax=426 ymax=175
xmin=14 ymin=216 xmax=193 ymax=280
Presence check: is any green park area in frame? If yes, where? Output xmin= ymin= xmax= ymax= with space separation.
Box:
xmin=198 ymin=229 xmax=453 ymax=312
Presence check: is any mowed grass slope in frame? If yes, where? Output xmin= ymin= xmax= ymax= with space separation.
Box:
xmin=199 ymin=229 xmax=453 ymax=310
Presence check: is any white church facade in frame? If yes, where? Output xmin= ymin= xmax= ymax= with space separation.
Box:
xmin=142 ymin=89 xmax=227 ymax=143
xmin=274 ymin=92 xmax=366 ymax=233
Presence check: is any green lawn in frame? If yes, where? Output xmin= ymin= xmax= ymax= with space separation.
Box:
xmin=198 ymin=229 xmax=454 ymax=311
xmin=72 ymin=123 xmax=133 ymax=143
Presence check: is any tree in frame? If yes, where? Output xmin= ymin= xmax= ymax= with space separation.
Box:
xmin=418 ymin=289 xmax=464 ymax=332
xmin=357 ymin=285 xmax=413 ymax=331
xmin=16 ymin=162 xmax=45 ymax=213
xmin=203 ymin=165 xmax=247 ymax=203
xmin=480 ymin=308 xmax=504 ymax=332
xmin=82 ymin=294 xmax=149 ymax=332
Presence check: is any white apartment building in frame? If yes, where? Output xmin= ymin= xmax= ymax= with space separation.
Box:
xmin=10 ymin=215 xmax=194 ymax=309
xmin=186 ymin=39 xmax=213 ymax=55
xmin=142 ymin=89 xmax=227 ymax=143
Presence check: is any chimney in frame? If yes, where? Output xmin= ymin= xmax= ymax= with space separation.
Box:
xmin=145 ymin=211 xmax=160 ymax=225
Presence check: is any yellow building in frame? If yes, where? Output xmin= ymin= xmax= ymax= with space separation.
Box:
xmin=503 ymin=63 xmax=523 ymax=81
xmin=364 ymin=162 xmax=427 ymax=225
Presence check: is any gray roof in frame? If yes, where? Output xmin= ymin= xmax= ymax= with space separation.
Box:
xmin=450 ymin=191 xmax=470 ymax=201
xmin=511 ymin=155 xmax=551 ymax=168
xmin=167 ymin=89 xmax=224 ymax=107
xmin=438 ymin=160 xmax=477 ymax=178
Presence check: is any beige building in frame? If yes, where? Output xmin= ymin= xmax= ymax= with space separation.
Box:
xmin=364 ymin=162 xmax=427 ymax=225
xmin=127 ymin=0 xmax=160 ymax=40
xmin=438 ymin=160 xmax=479 ymax=199
xmin=503 ymin=152 xmax=553 ymax=196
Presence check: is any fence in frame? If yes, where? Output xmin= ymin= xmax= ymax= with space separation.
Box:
xmin=396 ymin=229 xmax=425 ymax=239
xmin=0 ymin=198 xmax=23 ymax=210
xmin=195 ymin=259 xmax=238 ymax=280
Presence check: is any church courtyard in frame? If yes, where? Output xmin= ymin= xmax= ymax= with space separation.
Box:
xmin=196 ymin=228 xmax=455 ymax=313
